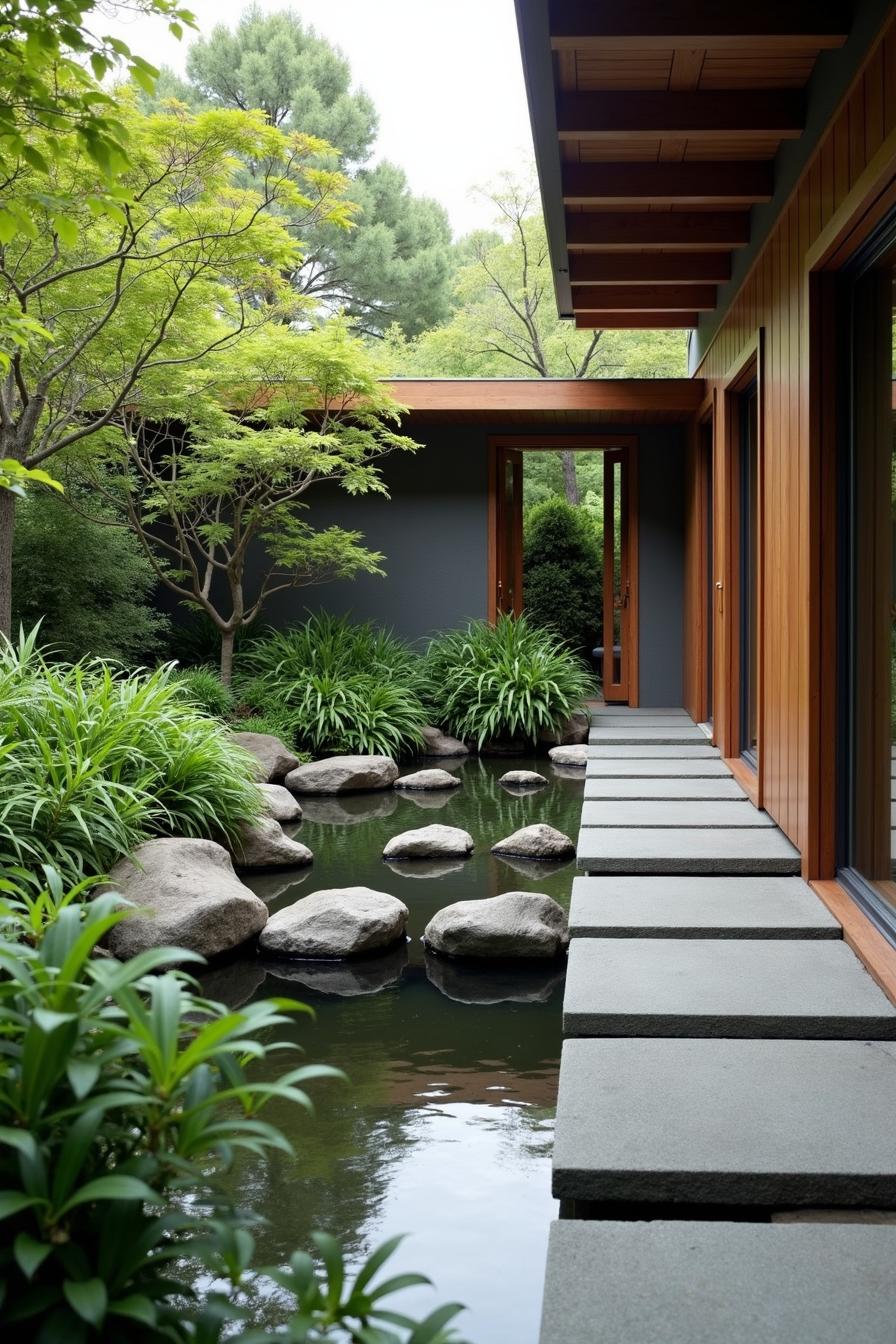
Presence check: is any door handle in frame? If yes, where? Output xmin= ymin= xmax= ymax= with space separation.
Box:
xmin=715 ymin=579 xmax=723 ymax=615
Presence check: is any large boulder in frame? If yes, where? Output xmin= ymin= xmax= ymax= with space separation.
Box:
xmin=539 ymin=711 xmax=590 ymax=746
xmin=491 ymin=823 xmax=575 ymax=861
xmin=549 ymin=744 xmax=588 ymax=767
xmin=382 ymin=824 xmax=474 ymax=861
xmin=259 ymin=887 xmax=408 ymax=960
xmin=103 ymin=838 xmax=267 ymax=960
xmin=232 ymin=816 xmax=313 ymax=870
xmin=420 ymin=726 xmax=468 ymax=757
xmin=424 ymin=891 xmax=569 ymax=960
xmin=285 ymin=755 xmax=398 ymax=795
xmin=231 ymin=732 xmax=299 ymax=783
xmin=258 ymin=783 xmax=303 ymax=823
xmin=395 ymin=769 xmax=462 ymax=791
xmin=499 ymin=770 xmax=547 ymax=789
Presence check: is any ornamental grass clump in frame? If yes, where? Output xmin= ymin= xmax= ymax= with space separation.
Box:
xmin=424 ymin=614 xmax=596 ymax=749
xmin=0 ymin=630 xmax=261 ymax=882
xmin=236 ymin=613 xmax=429 ymax=757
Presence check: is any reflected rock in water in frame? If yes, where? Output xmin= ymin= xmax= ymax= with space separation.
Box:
xmin=550 ymin=764 xmax=589 ymax=782
xmin=248 ymin=866 xmax=312 ymax=905
xmin=263 ymin=942 xmax=408 ymax=998
xmin=401 ymin=789 xmax=457 ymax=811
xmin=425 ymin=953 xmax=565 ymax=1005
xmin=300 ymin=791 xmax=399 ymax=826
xmin=197 ymin=957 xmax=267 ymax=1009
xmin=492 ymin=853 xmax=573 ymax=882
xmin=384 ymin=857 xmax=467 ymax=881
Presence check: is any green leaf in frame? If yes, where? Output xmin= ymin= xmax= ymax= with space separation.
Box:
xmin=0 ymin=1193 xmax=44 ymax=1221
xmin=53 ymin=215 xmax=78 ymax=248
xmin=58 ymin=1175 xmax=159 ymax=1214
xmin=63 ymin=1278 xmax=108 ymax=1328
xmin=14 ymin=1231 xmax=52 ymax=1280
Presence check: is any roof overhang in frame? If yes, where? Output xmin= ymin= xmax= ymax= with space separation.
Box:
xmin=385 ymin=378 xmax=704 ymax=423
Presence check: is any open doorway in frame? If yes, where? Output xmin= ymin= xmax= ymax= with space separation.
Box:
xmin=488 ymin=435 xmax=639 ymax=705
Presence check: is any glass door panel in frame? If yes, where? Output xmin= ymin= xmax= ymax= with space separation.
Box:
xmin=602 ymin=448 xmax=631 ymax=702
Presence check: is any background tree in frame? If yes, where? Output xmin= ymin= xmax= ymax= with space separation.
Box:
xmin=154 ymin=4 xmax=456 ymax=336
xmin=80 ymin=322 xmax=419 ymax=683
xmin=385 ymin=173 xmax=688 ymax=502
xmin=523 ymin=498 xmax=602 ymax=656
xmin=0 ymin=95 xmax=351 ymax=634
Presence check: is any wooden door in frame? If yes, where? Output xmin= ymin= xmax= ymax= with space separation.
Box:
xmin=493 ymin=445 xmax=523 ymax=617
xmin=602 ymin=448 xmax=635 ymax=702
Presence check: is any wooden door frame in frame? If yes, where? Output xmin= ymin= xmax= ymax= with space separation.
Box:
xmin=487 ymin=433 xmax=640 ymax=705
xmin=690 ymin=389 xmax=717 ymax=730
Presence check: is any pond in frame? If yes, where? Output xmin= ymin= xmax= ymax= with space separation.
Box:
xmin=200 ymin=753 xmax=584 ymax=1344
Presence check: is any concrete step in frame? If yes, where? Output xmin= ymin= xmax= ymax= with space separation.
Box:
xmin=589 ymin=744 xmax=721 ymax=759
xmin=577 ymin=826 xmax=802 ymax=874
xmin=592 ymin=706 xmax=690 ymax=717
xmin=589 ymin=725 xmax=709 ymax=745
xmin=562 ymin=938 xmax=896 ymax=1038
xmin=569 ymin=875 xmax=841 ymax=939
xmin=581 ymin=799 xmax=773 ymax=828
xmin=553 ymin=1037 xmax=896 ymax=1207
xmin=584 ymin=776 xmax=746 ymax=800
xmin=539 ymin=1221 xmax=896 ymax=1344
xmin=586 ymin=757 xmax=732 ymax=778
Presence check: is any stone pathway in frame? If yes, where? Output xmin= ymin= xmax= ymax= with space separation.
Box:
xmin=539 ymin=706 xmax=896 ymax=1342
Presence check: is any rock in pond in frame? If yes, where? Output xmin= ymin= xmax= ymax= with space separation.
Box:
xmin=395 ymin=768 xmax=462 ymax=791
xmin=491 ymin=823 xmax=575 ymax=861
xmin=231 ymin=731 xmax=299 ymax=783
xmin=420 ymin=726 xmax=468 ymax=757
xmin=539 ymin=711 xmax=590 ymax=746
xmin=499 ymin=769 xmax=547 ymax=789
xmin=382 ymin=824 xmax=474 ymax=861
xmin=259 ymin=887 xmax=408 ymax=960
xmin=233 ymin=816 xmax=313 ymax=870
xmin=285 ymin=755 xmax=398 ymax=794
xmin=258 ymin=782 xmax=303 ymax=823
xmin=549 ymin=744 xmax=589 ymax=767
xmin=424 ymin=891 xmax=569 ymax=960
xmin=103 ymin=838 xmax=267 ymax=960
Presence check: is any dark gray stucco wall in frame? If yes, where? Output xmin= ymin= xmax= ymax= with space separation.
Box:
xmin=637 ymin=429 xmax=685 ymax=708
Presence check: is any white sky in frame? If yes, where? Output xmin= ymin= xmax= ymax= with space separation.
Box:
xmin=105 ymin=0 xmax=535 ymax=237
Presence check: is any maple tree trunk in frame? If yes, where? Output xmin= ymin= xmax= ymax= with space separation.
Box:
xmin=220 ymin=629 xmax=235 ymax=687
xmin=0 ymin=487 xmax=15 ymax=640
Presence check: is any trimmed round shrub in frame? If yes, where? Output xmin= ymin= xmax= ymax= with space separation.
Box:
xmin=170 ymin=664 xmax=233 ymax=718
xmin=523 ymin=498 xmax=602 ymax=655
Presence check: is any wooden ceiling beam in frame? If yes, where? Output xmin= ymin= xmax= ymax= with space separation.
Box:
xmin=548 ymin=1 xmax=850 ymax=50
xmin=574 ymin=312 xmax=700 ymax=329
xmin=562 ymin=161 xmax=773 ymax=206
xmin=566 ymin=211 xmax=751 ymax=250
xmin=556 ymin=90 xmax=805 ymax=140
xmin=569 ymin=253 xmax=733 ymax=284
xmin=571 ymin=284 xmax=717 ymax=311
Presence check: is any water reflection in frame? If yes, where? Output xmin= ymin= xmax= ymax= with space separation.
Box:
xmin=263 ymin=943 xmax=409 ymax=998
xmin=425 ymin=954 xmax=566 ymax=1006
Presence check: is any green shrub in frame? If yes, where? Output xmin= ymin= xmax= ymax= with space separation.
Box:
xmin=170 ymin=664 xmax=233 ymax=718
xmin=0 ymin=630 xmax=261 ymax=881
xmin=424 ymin=613 xmax=596 ymax=748
xmin=523 ymin=498 xmax=602 ymax=655
xmin=11 ymin=489 xmax=169 ymax=662
xmin=238 ymin=614 xmax=429 ymax=757
xmin=0 ymin=873 xmax=465 ymax=1342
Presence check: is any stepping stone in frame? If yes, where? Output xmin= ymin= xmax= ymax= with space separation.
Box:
xmin=553 ymin=1037 xmax=896 ymax=1206
xmin=589 ymin=745 xmax=721 ymax=758
xmin=569 ymin=875 xmax=841 ymax=939
xmin=539 ymin=1221 xmax=896 ymax=1344
xmin=590 ymin=715 xmax=695 ymax=728
xmin=586 ymin=757 xmax=732 ymax=778
xmin=592 ymin=707 xmax=689 ymax=717
xmin=562 ymin=938 xmax=896 ymax=1038
xmin=577 ymin=826 xmax=801 ymax=874
xmin=581 ymin=799 xmax=772 ymax=828
xmin=589 ymin=725 xmax=708 ymax=745
xmin=584 ymin=776 xmax=746 ymax=800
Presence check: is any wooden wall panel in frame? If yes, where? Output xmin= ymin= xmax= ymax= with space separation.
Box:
xmin=693 ymin=19 xmax=896 ymax=865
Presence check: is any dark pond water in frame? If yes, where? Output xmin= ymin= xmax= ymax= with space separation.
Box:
xmin=200 ymin=754 xmax=584 ymax=1344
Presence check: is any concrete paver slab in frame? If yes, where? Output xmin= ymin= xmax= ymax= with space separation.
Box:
xmin=584 ymin=776 xmax=746 ymax=799
xmin=577 ymin=826 xmax=802 ymax=874
xmin=580 ymin=799 xmax=773 ymax=828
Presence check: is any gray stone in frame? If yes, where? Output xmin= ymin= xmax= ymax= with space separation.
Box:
xmin=577 ymin=826 xmax=802 ymax=874
xmin=500 ymin=769 xmax=548 ymax=788
xmin=589 ymin=744 xmax=721 ymax=758
xmin=548 ymin=744 xmax=588 ymax=766
xmin=539 ymin=1221 xmax=896 ymax=1344
xmin=382 ymin=823 xmax=474 ymax=860
xmin=563 ymin=938 xmax=896 ymax=1037
xmin=592 ymin=707 xmax=689 ymax=717
xmin=553 ymin=1037 xmax=896 ymax=1205
xmin=394 ymin=768 xmax=462 ymax=791
xmin=425 ymin=954 xmax=565 ymax=1004
xmin=231 ymin=731 xmax=300 ymax=783
xmin=424 ymin=891 xmax=568 ymax=959
xmin=104 ymin=838 xmax=267 ymax=960
xmin=589 ymin=724 xmax=708 ymax=745
xmin=259 ymin=886 xmax=408 ymax=959
xmin=586 ymin=757 xmax=731 ymax=777
xmin=584 ymin=776 xmax=746 ymax=800
xmin=569 ymin=875 xmax=841 ymax=939
xmin=539 ymin=710 xmax=590 ymax=745
xmin=258 ymin=782 xmax=303 ymax=823
xmin=233 ymin=816 xmax=313 ymax=870
xmin=420 ymin=725 xmax=469 ymax=757
xmin=285 ymin=754 xmax=398 ymax=794
xmin=492 ymin=823 xmax=575 ymax=860
xmin=580 ymin=799 xmax=774 ymax=828
xmin=264 ymin=943 xmax=408 ymax=996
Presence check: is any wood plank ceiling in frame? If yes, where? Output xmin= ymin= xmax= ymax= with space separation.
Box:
xmin=542 ymin=1 xmax=851 ymax=329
